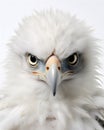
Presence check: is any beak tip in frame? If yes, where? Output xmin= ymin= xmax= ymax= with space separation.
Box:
xmin=53 ymin=91 xmax=56 ymax=96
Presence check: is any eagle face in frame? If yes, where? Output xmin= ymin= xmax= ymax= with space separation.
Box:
xmin=1 ymin=11 xmax=103 ymax=130
xmin=9 ymin=11 xmax=95 ymax=99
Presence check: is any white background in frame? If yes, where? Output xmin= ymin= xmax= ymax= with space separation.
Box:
xmin=0 ymin=0 xmax=104 ymax=85
xmin=0 ymin=0 xmax=104 ymax=43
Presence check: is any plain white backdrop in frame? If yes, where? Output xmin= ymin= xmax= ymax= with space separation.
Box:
xmin=0 ymin=0 xmax=104 ymax=86
xmin=0 ymin=0 xmax=104 ymax=43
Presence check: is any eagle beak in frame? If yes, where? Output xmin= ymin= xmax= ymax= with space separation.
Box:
xmin=46 ymin=55 xmax=61 ymax=96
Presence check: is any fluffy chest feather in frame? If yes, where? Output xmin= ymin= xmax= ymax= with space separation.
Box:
xmin=0 ymin=97 xmax=104 ymax=130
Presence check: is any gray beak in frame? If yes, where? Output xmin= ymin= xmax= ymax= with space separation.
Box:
xmin=47 ymin=64 xmax=61 ymax=96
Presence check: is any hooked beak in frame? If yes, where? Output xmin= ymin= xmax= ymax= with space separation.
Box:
xmin=46 ymin=55 xmax=61 ymax=96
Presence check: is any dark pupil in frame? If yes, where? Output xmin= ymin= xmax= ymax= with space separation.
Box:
xmin=69 ymin=54 xmax=75 ymax=62
xmin=30 ymin=55 xmax=37 ymax=63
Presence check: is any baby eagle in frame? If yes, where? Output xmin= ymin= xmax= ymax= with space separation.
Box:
xmin=0 ymin=10 xmax=104 ymax=130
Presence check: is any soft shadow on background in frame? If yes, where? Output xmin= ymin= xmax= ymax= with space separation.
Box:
xmin=0 ymin=0 xmax=104 ymax=87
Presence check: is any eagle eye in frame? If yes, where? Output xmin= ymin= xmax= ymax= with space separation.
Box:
xmin=28 ymin=54 xmax=38 ymax=66
xmin=68 ymin=53 xmax=78 ymax=65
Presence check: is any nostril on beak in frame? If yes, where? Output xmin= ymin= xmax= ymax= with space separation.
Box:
xmin=46 ymin=66 xmax=49 ymax=70
xmin=58 ymin=66 xmax=60 ymax=70
xmin=46 ymin=66 xmax=60 ymax=71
